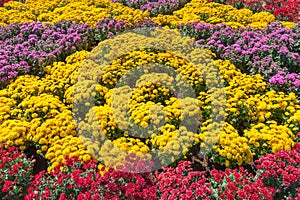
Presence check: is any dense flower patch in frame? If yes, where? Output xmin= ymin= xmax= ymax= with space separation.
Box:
xmin=0 ymin=146 xmax=35 ymax=199
xmin=0 ymin=19 xmax=159 ymax=89
xmin=0 ymin=0 xmax=299 ymax=199
xmin=25 ymin=155 xmax=157 ymax=200
xmin=110 ymin=0 xmax=190 ymax=16
xmin=0 ymin=0 xmax=294 ymax=28
xmin=208 ymin=0 xmax=300 ymax=22
xmin=4 ymin=146 xmax=299 ymax=199
xmin=178 ymin=21 xmax=300 ymax=97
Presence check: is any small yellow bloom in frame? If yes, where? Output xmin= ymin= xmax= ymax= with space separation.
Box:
xmin=41 ymin=145 xmax=48 ymax=152
xmin=225 ymin=160 xmax=230 ymax=167
xmin=140 ymin=121 xmax=148 ymax=128
xmin=20 ymin=145 xmax=26 ymax=151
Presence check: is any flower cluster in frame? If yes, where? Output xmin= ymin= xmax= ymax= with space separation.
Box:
xmin=0 ymin=0 xmax=285 ymax=29
xmin=0 ymin=19 xmax=141 ymax=88
xmin=201 ymin=122 xmax=253 ymax=167
xmin=3 ymin=150 xmax=300 ymax=199
xmin=209 ymin=167 xmax=276 ymax=199
xmin=45 ymin=135 xmax=92 ymax=172
xmin=0 ymin=21 xmax=88 ymax=87
xmin=0 ymin=146 xmax=35 ymax=200
xmin=287 ymin=110 xmax=300 ymax=134
xmin=0 ymin=0 xmax=299 ymax=198
xmin=72 ymin=29 xmax=221 ymax=169
xmin=179 ymin=22 xmax=300 ymax=97
xmin=269 ymin=71 xmax=300 ymax=97
xmin=0 ymin=0 xmax=149 ymax=25
xmin=0 ymin=120 xmax=30 ymax=149
xmin=154 ymin=160 xmax=213 ymax=199
xmin=111 ymin=0 xmax=190 ymax=16
xmin=0 ymin=51 xmax=94 ymax=171
xmin=244 ymin=122 xmax=295 ymax=157
xmin=151 ymin=0 xmax=277 ymax=28
xmin=0 ymin=24 xmax=298 ymax=177
xmin=255 ymin=144 xmax=300 ymax=199
xmin=225 ymin=87 xmax=299 ymax=132
xmin=25 ymin=155 xmax=157 ymax=200
xmin=208 ymin=0 xmax=300 ymax=22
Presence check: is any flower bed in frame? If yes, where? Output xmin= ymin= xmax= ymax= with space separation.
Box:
xmin=208 ymin=0 xmax=300 ymax=22
xmin=178 ymin=22 xmax=300 ymax=97
xmin=0 ymin=0 xmax=299 ymax=199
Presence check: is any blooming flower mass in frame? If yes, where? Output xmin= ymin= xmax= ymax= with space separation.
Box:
xmin=0 ymin=0 xmax=299 ymax=199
